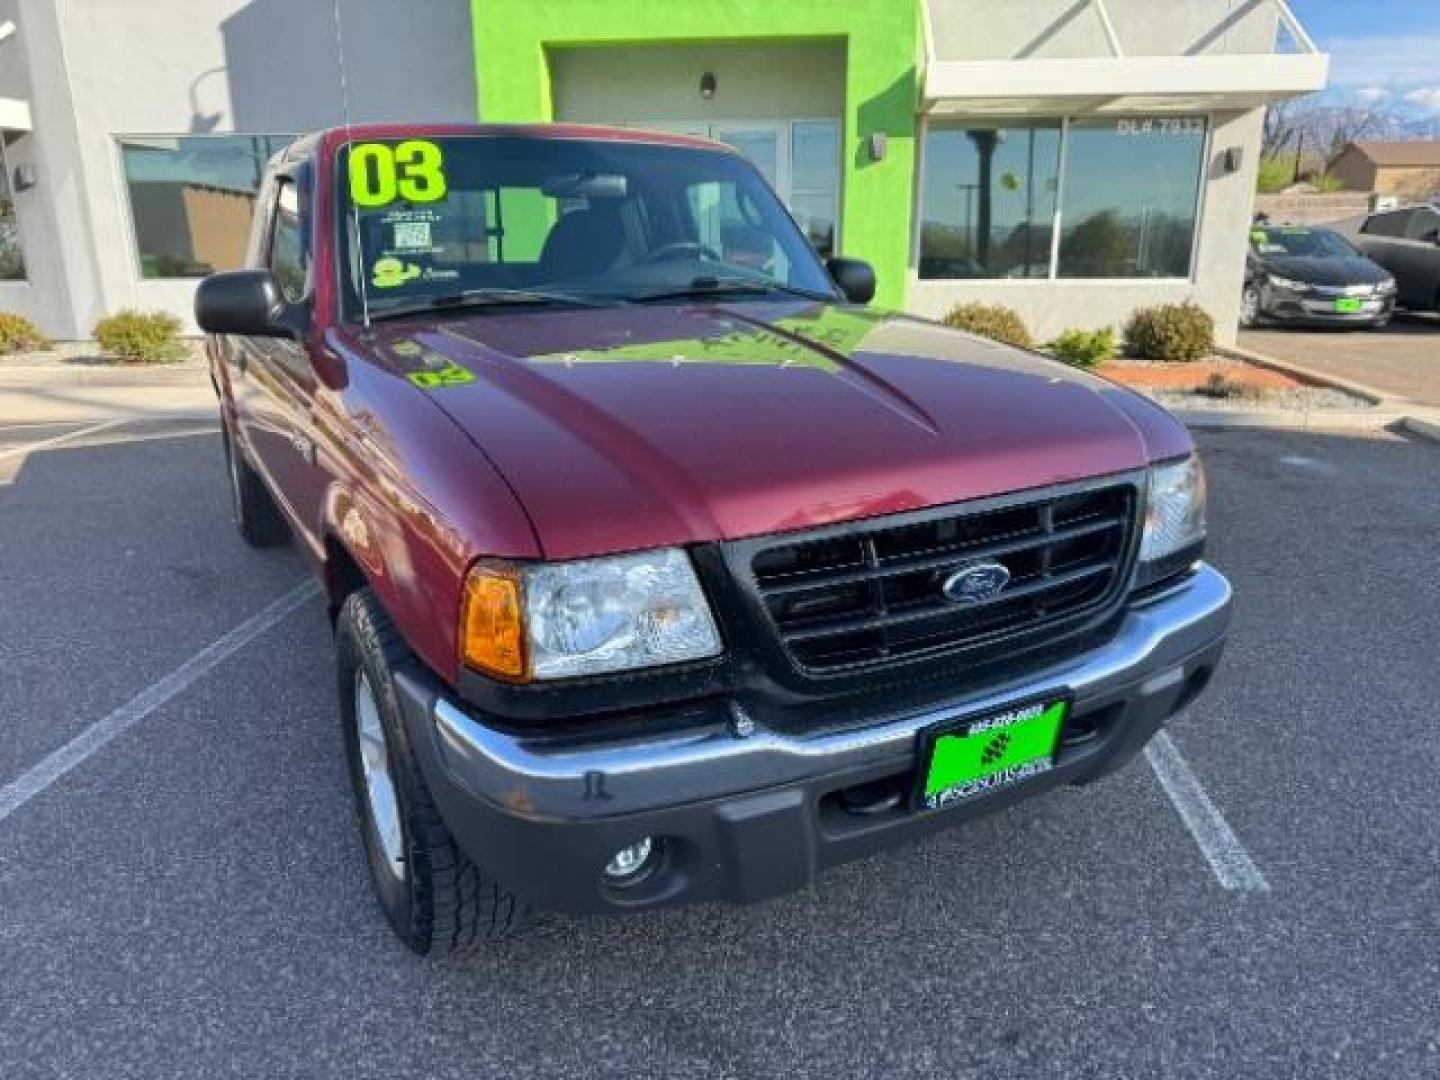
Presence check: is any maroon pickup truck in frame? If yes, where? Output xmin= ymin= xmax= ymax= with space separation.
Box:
xmin=197 ymin=123 xmax=1230 ymax=956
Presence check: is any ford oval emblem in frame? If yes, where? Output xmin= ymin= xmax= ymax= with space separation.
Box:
xmin=941 ymin=562 xmax=1011 ymax=605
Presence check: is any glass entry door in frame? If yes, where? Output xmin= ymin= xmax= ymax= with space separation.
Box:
xmin=625 ymin=119 xmax=840 ymax=257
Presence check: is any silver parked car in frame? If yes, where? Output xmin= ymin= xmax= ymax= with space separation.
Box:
xmin=1355 ymin=204 xmax=1440 ymax=312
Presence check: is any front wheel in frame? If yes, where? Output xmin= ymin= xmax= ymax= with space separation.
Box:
xmin=1239 ymin=285 xmax=1263 ymax=329
xmin=336 ymin=588 xmax=527 ymax=955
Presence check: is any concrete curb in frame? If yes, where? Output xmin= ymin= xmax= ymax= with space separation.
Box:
xmin=0 ymin=361 xmax=209 ymax=388
xmin=1170 ymin=407 xmax=1403 ymax=432
xmin=1214 ymin=343 xmax=1396 ymax=407
xmin=1208 ymin=342 xmax=1440 ymax=445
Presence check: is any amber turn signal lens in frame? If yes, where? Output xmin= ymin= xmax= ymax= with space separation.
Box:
xmin=460 ymin=563 xmax=527 ymax=681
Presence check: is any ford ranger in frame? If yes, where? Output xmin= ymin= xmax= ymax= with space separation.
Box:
xmin=196 ymin=123 xmax=1231 ymax=956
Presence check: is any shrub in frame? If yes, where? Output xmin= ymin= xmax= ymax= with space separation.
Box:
xmin=1048 ymin=327 xmax=1117 ymax=369
xmin=92 ymin=309 xmax=187 ymax=363
xmin=1123 ymin=301 xmax=1214 ymax=362
xmin=941 ymin=302 xmax=1033 ymax=349
xmin=0 ymin=312 xmax=49 ymax=354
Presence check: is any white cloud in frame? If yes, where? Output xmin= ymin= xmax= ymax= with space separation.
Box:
xmin=1323 ymin=34 xmax=1440 ymax=87
xmin=1353 ymin=85 xmax=1390 ymax=105
xmin=1404 ymin=86 xmax=1440 ymax=115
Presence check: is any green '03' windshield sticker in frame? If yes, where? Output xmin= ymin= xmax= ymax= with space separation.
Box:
xmin=349 ymin=140 xmax=449 ymax=208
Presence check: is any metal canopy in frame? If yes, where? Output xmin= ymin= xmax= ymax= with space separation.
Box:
xmin=920 ymin=0 xmax=1328 ymax=116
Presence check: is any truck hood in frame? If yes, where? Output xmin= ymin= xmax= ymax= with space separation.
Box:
xmin=372 ymin=301 xmax=1187 ymax=559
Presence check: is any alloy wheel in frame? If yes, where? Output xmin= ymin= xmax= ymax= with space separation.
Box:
xmin=353 ymin=670 xmax=406 ymax=884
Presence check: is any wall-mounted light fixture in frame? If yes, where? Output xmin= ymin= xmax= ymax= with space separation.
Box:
xmin=1220 ymin=146 xmax=1243 ymax=174
xmin=13 ymin=163 xmax=37 ymax=192
xmin=867 ymin=132 xmax=888 ymax=163
xmin=699 ymin=71 xmax=716 ymax=100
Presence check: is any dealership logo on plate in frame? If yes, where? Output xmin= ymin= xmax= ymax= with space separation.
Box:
xmin=941 ymin=562 xmax=1011 ymax=605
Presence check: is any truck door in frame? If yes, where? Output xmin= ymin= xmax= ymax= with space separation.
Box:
xmin=1391 ymin=207 xmax=1440 ymax=310
xmin=1357 ymin=209 xmax=1406 ymax=281
xmin=242 ymin=170 xmax=330 ymax=552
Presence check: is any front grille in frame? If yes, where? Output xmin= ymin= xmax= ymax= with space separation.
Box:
xmin=748 ymin=482 xmax=1137 ymax=674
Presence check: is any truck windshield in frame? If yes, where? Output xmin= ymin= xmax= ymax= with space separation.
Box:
xmin=335 ymin=134 xmax=837 ymax=319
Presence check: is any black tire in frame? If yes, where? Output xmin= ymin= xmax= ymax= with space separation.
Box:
xmin=336 ymin=588 xmax=527 ymax=955
xmin=221 ymin=422 xmax=289 ymax=548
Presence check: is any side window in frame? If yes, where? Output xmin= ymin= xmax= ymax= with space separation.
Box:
xmin=268 ymin=179 xmax=307 ymax=301
xmin=1404 ymin=208 xmax=1440 ymax=241
xmin=1362 ymin=210 xmax=1407 ymax=238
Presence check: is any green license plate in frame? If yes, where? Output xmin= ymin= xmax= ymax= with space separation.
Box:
xmin=1334 ymin=298 xmax=1363 ymax=313
xmin=917 ymin=697 xmax=1069 ymax=812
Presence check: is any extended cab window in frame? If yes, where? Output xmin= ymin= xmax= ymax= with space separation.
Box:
xmin=269 ymin=180 xmax=307 ymax=301
xmin=336 ymin=135 xmax=834 ymax=319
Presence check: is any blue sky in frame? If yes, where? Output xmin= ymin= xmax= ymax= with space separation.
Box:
xmin=1289 ymin=0 xmax=1440 ymax=114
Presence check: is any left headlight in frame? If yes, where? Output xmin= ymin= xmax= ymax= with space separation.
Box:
xmin=461 ymin=548 xmax=722 ymax=682
xmin=1267 ymin=274 xmax=1307 ymax=292
xmin=1136 ymin=455 xmax=1207 ymax=589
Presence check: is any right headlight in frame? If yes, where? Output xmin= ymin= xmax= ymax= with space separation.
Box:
xmin=1136 ymin=454 xmax=1207 ymax=590
xmin=460 ymin=548 xmax=723 ymax=682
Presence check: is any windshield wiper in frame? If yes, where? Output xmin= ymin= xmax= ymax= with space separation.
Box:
xmin=368 ymin=287 xmax=615 ymax=322
xmin=628 ymin=277 xmax=835 ymax=304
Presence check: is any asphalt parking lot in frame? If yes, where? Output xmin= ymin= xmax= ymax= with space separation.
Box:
xmin=1240 ymin=310 xmax=1440 ymax=407
xmin=2 ymin=417 xmax=1439 ymax=1079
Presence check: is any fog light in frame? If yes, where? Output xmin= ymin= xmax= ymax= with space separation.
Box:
xmin=603 ymin=837 xmax=656 ymax=882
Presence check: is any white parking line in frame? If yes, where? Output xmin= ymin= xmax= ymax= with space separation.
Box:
xmin=1145 ymin=731 xmax=1270 ymax=892
xmin=0 ymin=580 xmax=321 ymax=825
xmin=0 ymin=418 xmax=127 ymax=463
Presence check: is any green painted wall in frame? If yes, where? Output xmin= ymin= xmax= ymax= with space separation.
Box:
xmin=470 ymin=0 xmax=921 ymax=310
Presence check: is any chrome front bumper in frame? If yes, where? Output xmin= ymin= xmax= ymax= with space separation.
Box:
xmin=425 ymin=564 xmax=1230 ymax=820
xmin=392 ymin=564 xmax=1232 ymax=912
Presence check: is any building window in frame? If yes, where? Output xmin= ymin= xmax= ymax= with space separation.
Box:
xmin=1058 ymin=118 xmax=1206 ymax=279
xmin=789 ymin=120 xmax=841 ymax=258
xmin=119 ymin=135 xmax=295 ymax=278
xmin=0 ymin=138 xmax=23 ymax=281
xmin=919 ymin=117 xmax=1207 ymax=281
xmin=918 ymin=123 xmax=1061 ymax=279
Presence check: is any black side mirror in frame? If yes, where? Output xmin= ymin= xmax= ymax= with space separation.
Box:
xmin=826 ymin=257 xmax=876 ymax=305
xmin=195 ymin=270 xmax=307 ymax=338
